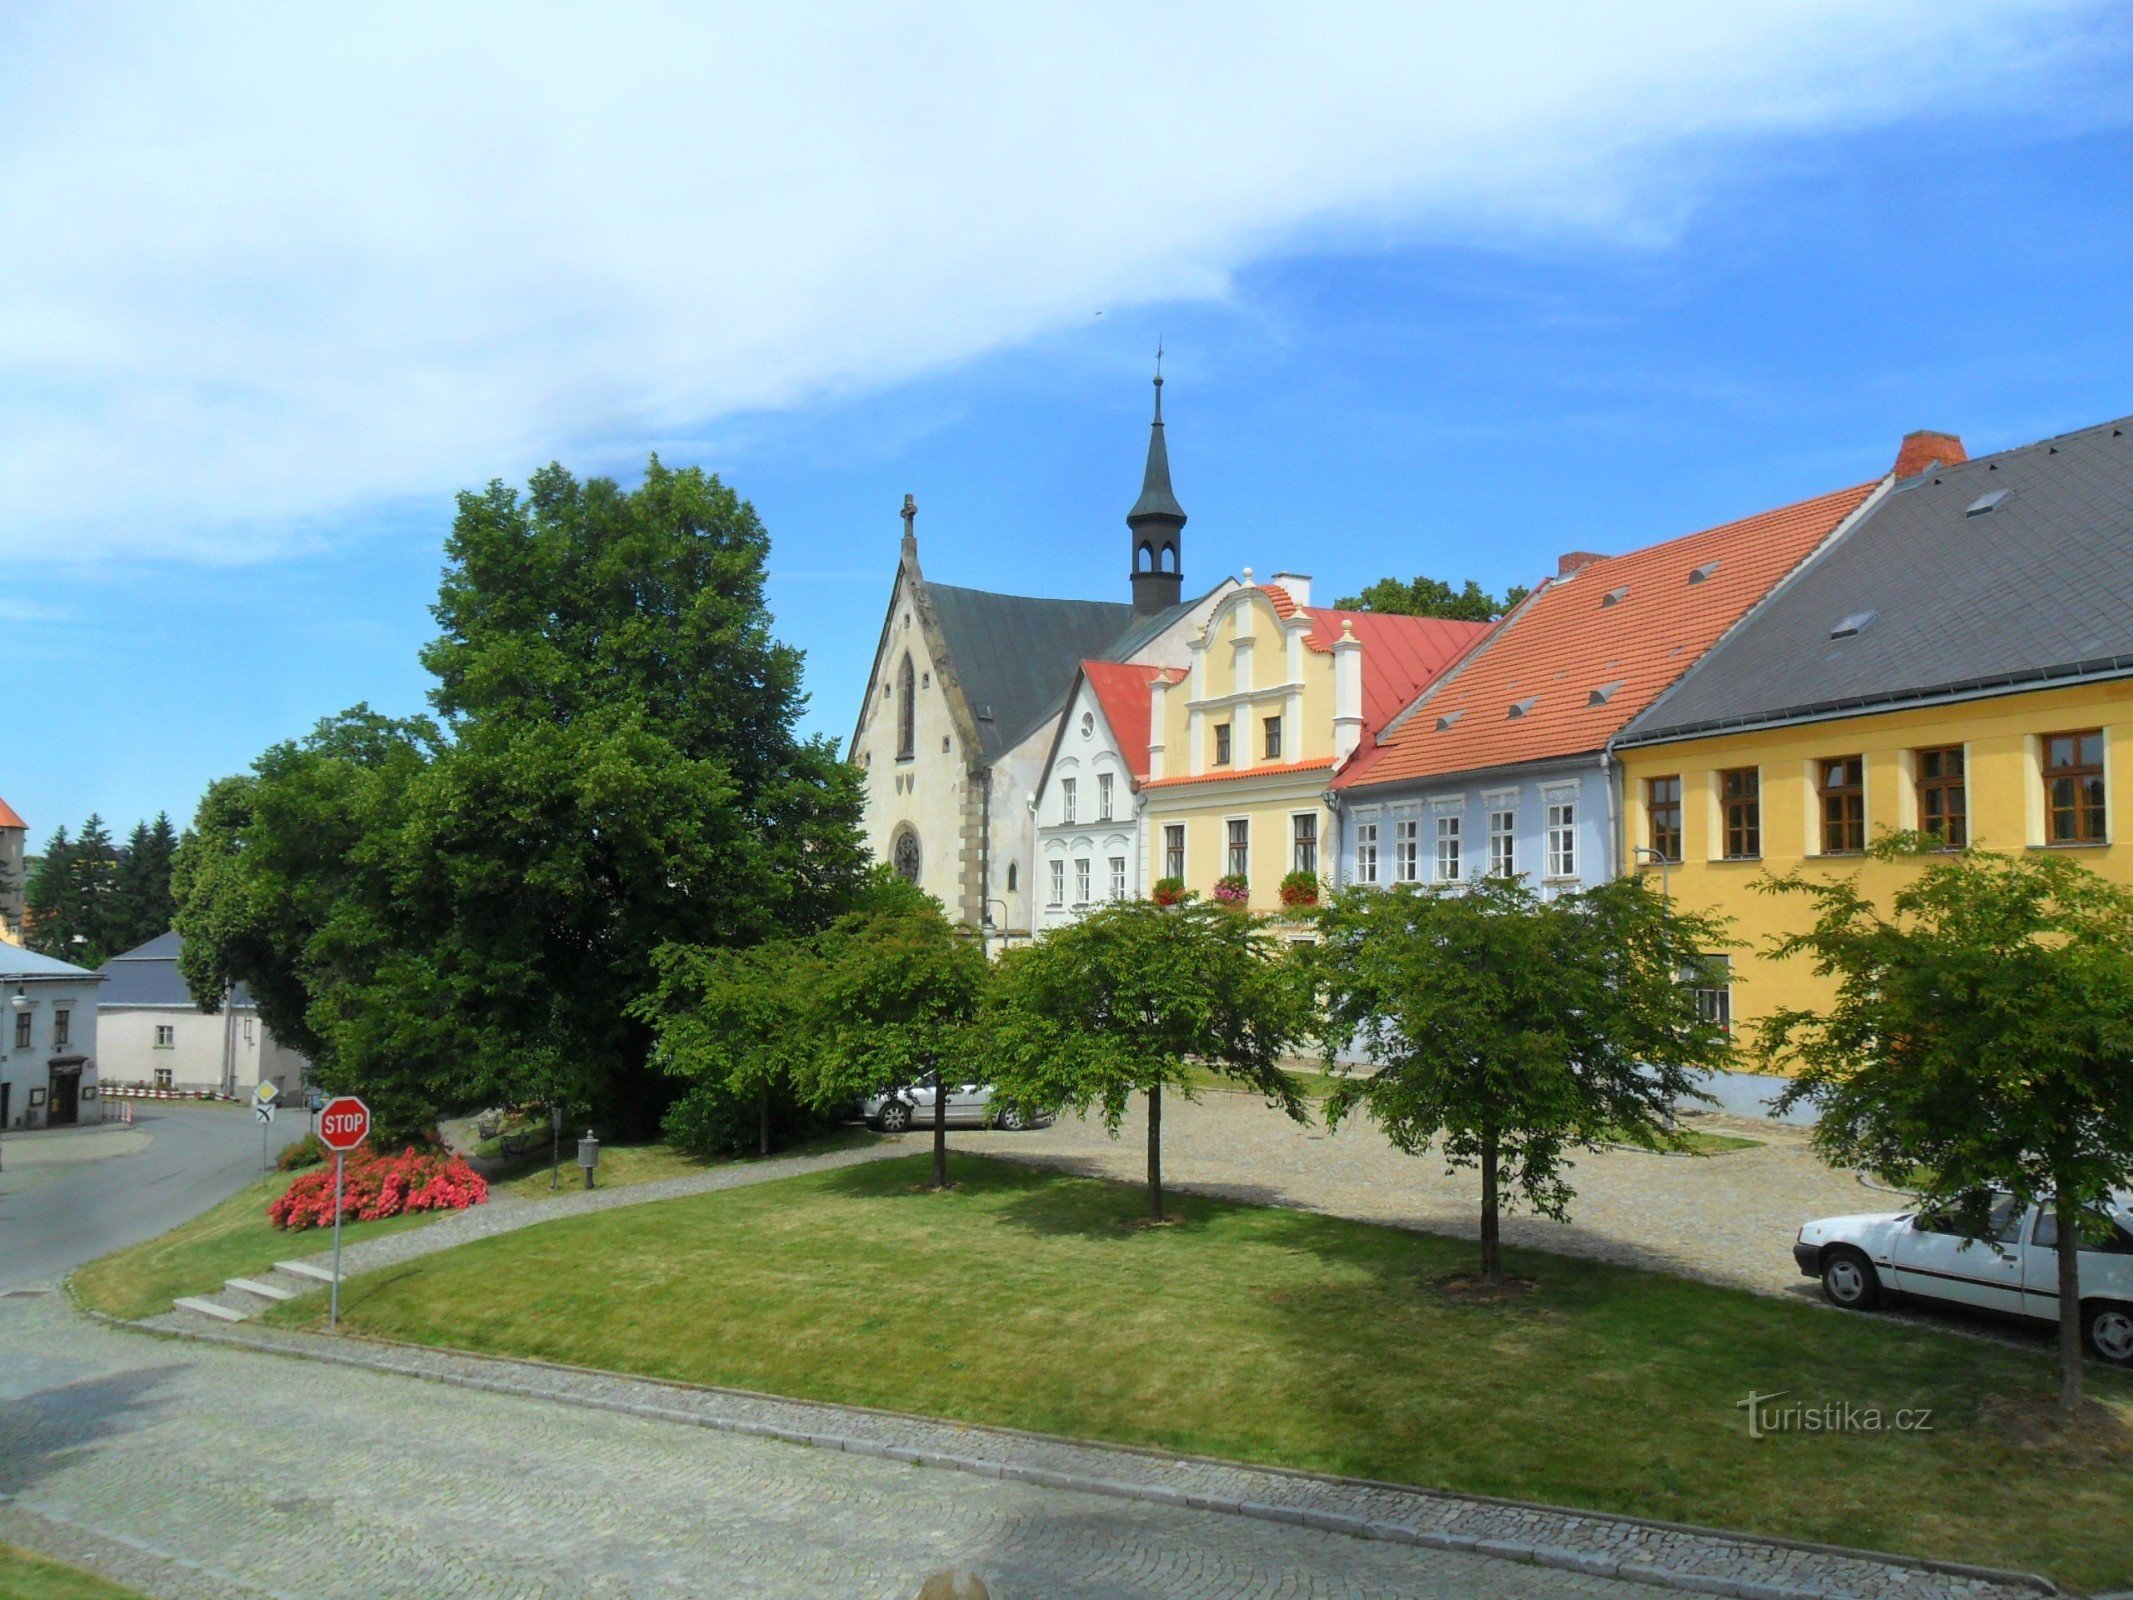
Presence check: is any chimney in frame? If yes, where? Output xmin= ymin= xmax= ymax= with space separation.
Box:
xmin=1893 ymin=429 xmax=1966 ymax=479
xmin=1269 ymin=572 xmax=1312 ymax=606
xmin=1557 ymin=551 xmax=1604 ymax=577
xmin=1331 ymin=622 xmax=1364 ymax=764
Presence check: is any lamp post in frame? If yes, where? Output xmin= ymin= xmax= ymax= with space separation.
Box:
xmin=549 ymin=1103 xmax=564 ymax=1192
xmin=1631 ymin=845 xmax=1673 ymax=906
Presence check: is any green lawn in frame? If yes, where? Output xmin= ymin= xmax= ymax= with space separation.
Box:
xmin=277 ymin=1153 xmax=2133 ymax=1589
xmin=0 ymin=1543 xmax=152 ymax=1599
xmin=70 ymin=1173 xmax=442 ymax=1321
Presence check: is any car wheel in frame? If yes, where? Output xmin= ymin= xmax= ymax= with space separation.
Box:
xmin=1821 ymin=1248 xmax=1881 ymax=1311
xmin=994 ymin=1105 xmax=1027 ymax=1132
xmin=877 ymin=1100 xmax=913 ymax=1133
xmin=2083 ymin=1301 xmax=2133 ymax=1367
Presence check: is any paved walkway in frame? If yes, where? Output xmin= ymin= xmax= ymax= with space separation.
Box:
xmin=956 ymin=1094 xmax=1874 ymax=1300
xmin=5 ymin=1291 xmax=1691 ymax=1600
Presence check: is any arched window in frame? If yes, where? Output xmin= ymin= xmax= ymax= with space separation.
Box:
xmin=1006 ymin=861 xmax=1018 ymax=893
xmin=896 ymin=653 xmax=916 ymax=760
xmin=1159 ymin=543 xmax=1177 ymax=573
xmin=892 ymin=826 xmax=922 ymax=884
xmin=1137 ymin=541 xmax=1153 ymax=573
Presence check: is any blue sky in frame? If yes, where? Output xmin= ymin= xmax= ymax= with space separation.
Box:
xmin=6 ymin=5 xmax=2131 ymax=842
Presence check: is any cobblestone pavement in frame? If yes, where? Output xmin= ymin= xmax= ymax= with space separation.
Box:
xmin=957 ymin=1094 xmax=1875 ymax=1300
xmin=2 ymin=1292 xmax=1699 ymax=1600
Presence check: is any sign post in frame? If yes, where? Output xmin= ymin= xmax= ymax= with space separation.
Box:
xmin=315 ymin=1096 xmax=371 ymax=1329
xmin=252 ymin=1082 xmax=278 ymax=1172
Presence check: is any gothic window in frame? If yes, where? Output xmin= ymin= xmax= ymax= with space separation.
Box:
xmin=1137 ymin=541 xmax=1154 ymax=572
xmin=896 ymin=654 xmax=916 ymax=761
xmin=1006 ymin=861 xmax=1018 ymax=893
xmin=891 ymin=826 xmax=921 ymax=884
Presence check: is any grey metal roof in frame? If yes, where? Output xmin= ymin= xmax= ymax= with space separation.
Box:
xmin=97 ymin=930 xmax=250 ymax=1008
xmin=1128 ymin=379 xmax=1187 ymax=524
xmin=0 ymin=944 xmax=102 ymax=982
xmin=927 ymin=583 xmax=1139 ymax=760
xmin=1619 ymin=416 xmax=2133 ymax=745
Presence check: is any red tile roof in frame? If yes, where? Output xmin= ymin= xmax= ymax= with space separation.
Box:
xmin=1300 ymin=607 xmax=1494 ymax=731
xmin=1079 ymin=659 xmax=1167 ymax=779
xmin=0 ymin=795 xmax=24 ymax=831
xmin=1336 ymin=480 xmax=1877 ymax=790
xmin=1141 ymin=757 xmax=1336 ymax=790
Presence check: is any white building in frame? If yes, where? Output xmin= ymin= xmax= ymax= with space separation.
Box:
xmin=848 ymin=374 xmax=1228 ymax=947
xmin=1033 ymin=661 xmax=1170 ymax=930
xmin=96 ymin=932 xmax=308 ymax=1099
xmin=3 ymin=944 xmax=104 ymax=1128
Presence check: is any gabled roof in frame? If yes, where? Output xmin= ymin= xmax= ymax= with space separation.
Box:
xmin=926 ymin=583 xmax=1139 ymax=760
xmin=1337 ymin=480 xmax=1878 ymax=789
xmin=1620 ymin=416 xmax=2133 ymax=746
xmin=1080 ymin=660 xmax=1166 ymax=779
xmin=97 ymin=929 xmax=250 ymax=1008
xmin=1253 ymin=586 xmax=1495 ymax=732
xmin=0 ymin=794 xmax=24 ymax=830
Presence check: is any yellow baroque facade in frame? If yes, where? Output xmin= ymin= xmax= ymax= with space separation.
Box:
xmin=1616 ymin=677 xmax=2133 ymax=1046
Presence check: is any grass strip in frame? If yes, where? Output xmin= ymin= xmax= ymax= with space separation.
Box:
xmin=277 ymin=1152 xmax=2133 ymax=1590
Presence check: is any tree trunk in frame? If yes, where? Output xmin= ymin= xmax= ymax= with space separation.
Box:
xmin=757 ymin=1082 xmax=770 ymax=1158
xmin=931 ymin=1062 xmax=948 ymax=1190
xmin=2056 ymin=1189 xmax=2085 ymax=1412
xmin=1479 ymin=1121 xmax=1501 ymax=1283
xmin=1148 ymin=1079 xmax=1164 ymax=1222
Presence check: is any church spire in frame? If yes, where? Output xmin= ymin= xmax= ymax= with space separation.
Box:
xmin=1127 ymin=353 xmax=1185 ymax=613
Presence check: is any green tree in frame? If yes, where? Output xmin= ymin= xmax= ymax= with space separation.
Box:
xmin=806 ymin=885 xmax=989 ymax=1189
xmin=24 ymin=825 xmax=77 ymax=959
xmin=175 ymin=459 xmax=866 ymax=1140
xmin=1760 ymin=839 xmax=2133 ymax=1409
xmin=990 ymin=898 xmax=1312 ymax=1220
xmin=1312 ymin=875 xmax=1733 ymax=1282
xmin=1332 ymin=575 xmax=1528 ymax=620
xmin=111 ymin=813 xmax=178 ymax=952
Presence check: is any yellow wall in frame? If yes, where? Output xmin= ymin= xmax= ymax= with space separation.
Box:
xmin=1618 ymin=678 xmax=2133 ymax=1049
xmin=1141 ymin=586 xmax=1339 ymax=918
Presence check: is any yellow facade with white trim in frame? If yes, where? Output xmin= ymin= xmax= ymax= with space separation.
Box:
xmin=1616 ymin=677 xmax=2133 ymax=1047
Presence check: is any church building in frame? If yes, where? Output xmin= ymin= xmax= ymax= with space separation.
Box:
xmin=848 ymin=374 xmax=1230 ymax=945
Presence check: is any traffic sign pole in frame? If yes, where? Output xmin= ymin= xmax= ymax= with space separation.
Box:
xmin=330 ymin=1150 xmax=345 ymax=1328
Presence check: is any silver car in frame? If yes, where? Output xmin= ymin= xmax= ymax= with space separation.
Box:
xmin=859 ymin=1083 xmax=1051 ymax=1133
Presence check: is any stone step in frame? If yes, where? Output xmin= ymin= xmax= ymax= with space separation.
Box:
xmin=225 ymin=1276 xmax=296 ymax=1303
xmin=173 ymin=1296 xmax=249 ymax=1323
xmin=273 ymin=1259 xmax=338 ymax=1285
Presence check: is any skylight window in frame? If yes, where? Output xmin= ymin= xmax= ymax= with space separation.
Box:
xmin=1830 ymin=611 xmax=1877 ymax=640
xmin=1965 ymin=489 xmax=2010 ymax=516
xmin=1688 ymin=561 xmax=1721 ymax=585
xmin=1601 ymin=585 xmax=1630 ymax=607
xmin=1588 ymin=681 xmax=1623 ymax=706
xmin=1508 ymin=697 xmax=1538 ymax=719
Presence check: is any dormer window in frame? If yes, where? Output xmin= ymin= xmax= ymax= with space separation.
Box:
xmin=1508 ymin=697 xmax=1538 ymax=719
xmin=1688 ymin=561 xmax=1721 ymax=585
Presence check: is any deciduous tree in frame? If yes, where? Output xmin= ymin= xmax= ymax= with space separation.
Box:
xmin=989 ymin=898 xmax=1312 ymax=1220
xmin=1761 ymin=839 xmax=2133 ymax=1409
xmin=1312 ymin=875 xmax=1732 ymax=1282
xmin=1332 ymin=574 xmax=1527 ymax=621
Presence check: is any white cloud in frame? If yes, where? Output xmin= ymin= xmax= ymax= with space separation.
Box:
xmin=0 ymin=1 xmax=2118 ymax=562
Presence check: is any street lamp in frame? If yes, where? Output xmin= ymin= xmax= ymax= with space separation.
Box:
xmin=1630 ymin=845 xmax=1673 ymax=906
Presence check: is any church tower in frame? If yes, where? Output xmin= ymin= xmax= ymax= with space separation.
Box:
xmin=1127 ymin=364 xmax=1186 ymax=614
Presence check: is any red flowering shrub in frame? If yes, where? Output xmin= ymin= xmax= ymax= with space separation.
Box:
xmin=269 ymin=1146 xmax=488 ymax=1230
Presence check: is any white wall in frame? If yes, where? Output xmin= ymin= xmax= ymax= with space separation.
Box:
xmin=1034 ymin=676 xmax=1142 ymax=930
xmin=98 ymin=1004 xmax=308 ymax=1098
xmin=4 ymin=975 xmax=102 ymax=1129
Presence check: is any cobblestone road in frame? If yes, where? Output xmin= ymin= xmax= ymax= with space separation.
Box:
xmin=0 ymin=1293 xmax=1684 ymax=1600
xmin=958 ymin=1093 xmax=1874 ymax=1299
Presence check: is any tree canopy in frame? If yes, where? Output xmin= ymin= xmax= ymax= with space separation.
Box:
xmin=175 ymin=458 xmax=866 ymax=1142
xmin=1312 ymin=875 xmax=1733 ymax=1282
xmin=1331 ymin=574 xmax=1528 ymax=621
xmin=1760 ymin=838 xmax=2133 ymax=1409
xmin=989 ymin=897 xmax=1312 ymax=1219
xmin=26 ymin=811 xmax=179 ymax=967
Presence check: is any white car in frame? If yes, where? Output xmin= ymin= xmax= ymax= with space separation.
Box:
xmin=859 ymin=1083 xmax=1051 ymax=1133
xmin=1794 ymin=1191 xmax=2133 ymax=1365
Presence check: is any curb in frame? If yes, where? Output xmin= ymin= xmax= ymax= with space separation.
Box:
xmin=88 ymin=1303 xmax=2062 ymax=1600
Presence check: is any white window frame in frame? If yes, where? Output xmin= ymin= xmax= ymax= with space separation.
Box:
xmin=1048 ymin=859 xmax=1065 ymax=906
xmin=1109 ymin=856 xmax=1127 ymax=898
xmin=155 ymin=1023 xmax=175 ymax=1048
xmin=1432 ymin=803 xmax=1462 ymax=883
xmin=1544 ymin=791 xmax=1577 ymax=880
xmin=1394 ymin=818 xmax=1420 ymax=882
xmin=1075 ymin=857 xmax=1092 ymax=905
xmin=1486 ymin=798 xmax=1516 ymax=878
xmin=1061 ymin=777 xmax=1077 ymax=825
xmin=1097 ymin=772 xmax=1115 ymax=822
xmin=1354 ymin=820 xmax=1379 ymax=884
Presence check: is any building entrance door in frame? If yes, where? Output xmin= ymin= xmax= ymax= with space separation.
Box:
xmin=48 ymin=1065 xmax=80 ymax=1126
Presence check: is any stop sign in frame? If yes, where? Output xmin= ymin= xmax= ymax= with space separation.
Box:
xmin=317 ymin=1095 xmax=371 ymax=1152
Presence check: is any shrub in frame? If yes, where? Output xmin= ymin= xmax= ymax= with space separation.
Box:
xmin=1212 ymin=873 xmax=1250 ymax=906
xmin=269 ymin=1146 xmax=488 ymax=1230
xmin=276 ymin=1132 xmax=326 ymax=1171
xmin=1151 ymin=877 xmax=1187 ymax=907
xmin=1278 ymin=870 xmax=1320 ymax=908
xmin=662 ymin=1075 xmax=829 ymax=1159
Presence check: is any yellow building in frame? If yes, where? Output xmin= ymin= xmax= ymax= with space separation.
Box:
xmin=1612 ymin=415 xmax=2133 ymax=1044
xmin=1138 ymin=573 xmax=1489 ymax=916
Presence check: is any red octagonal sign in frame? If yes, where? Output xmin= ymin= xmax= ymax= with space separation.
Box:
xmin=317 ymin=1095 xmax=371 ymax=1153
